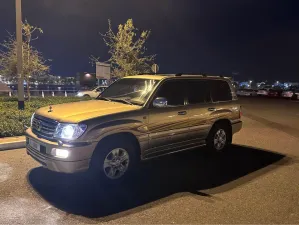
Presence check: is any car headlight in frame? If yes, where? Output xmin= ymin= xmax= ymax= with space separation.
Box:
xmin=30 ymin=113 xmax=35 ymax=127
xmin=76 ymin=92 xmax=84 ymax=97
xmin=54 ymin=123 xmax=87 ymax=140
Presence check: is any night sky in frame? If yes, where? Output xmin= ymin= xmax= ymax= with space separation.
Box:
xmin=1 ymin=0 xmax=299 ymax=81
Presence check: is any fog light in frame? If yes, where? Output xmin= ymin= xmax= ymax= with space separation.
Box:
xmin=52 ymin=148 xmax=69 ymax=158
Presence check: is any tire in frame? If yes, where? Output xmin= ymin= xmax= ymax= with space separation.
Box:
xmin=291 ymin=94 xmax=297 ymax=100
xmin=206 ymin=122 xmax=232 ymax=153
xmin=83 ymin=94 xmax=90 ymax=98
xmin=89 ymin=135 xmax=139 ymax=184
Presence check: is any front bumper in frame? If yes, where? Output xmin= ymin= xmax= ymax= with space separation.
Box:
xmin=232 ymin=121 xmax=242 ymax=134
xmin=25 ymin=128 xmax=97 ymax=173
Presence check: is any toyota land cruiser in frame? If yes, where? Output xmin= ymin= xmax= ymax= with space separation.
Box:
xmin=26 ymin=74 xmax=242 ymax=181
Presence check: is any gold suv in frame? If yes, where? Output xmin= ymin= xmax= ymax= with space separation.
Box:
xmin=26 ymin=74 xmax=242 ymax=181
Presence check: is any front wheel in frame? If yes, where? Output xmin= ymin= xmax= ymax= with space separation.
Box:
xmin=206 ymin=123 xmax=232 ymax=152
xmin=89 ymin=137 xmax=138 ymax=183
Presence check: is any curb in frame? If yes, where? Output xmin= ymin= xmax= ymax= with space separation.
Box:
xmin=0 ymin=136 xmax=26 ymax=151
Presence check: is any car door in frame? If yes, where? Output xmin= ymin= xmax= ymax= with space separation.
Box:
xmin=146 ymin=79 xmax=190 ymax=157
xmin=186 ymin=79 xmax=215 ymax=141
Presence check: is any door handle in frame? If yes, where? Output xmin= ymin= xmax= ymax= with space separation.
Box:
xmin=177 ymin=111 xmax=187 ymax=115
xmin=208 ymin=108 xmax=216 ymax=112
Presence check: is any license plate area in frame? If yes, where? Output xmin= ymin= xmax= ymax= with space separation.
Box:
xmin=29 ymin=139 xmax=40 ymax=151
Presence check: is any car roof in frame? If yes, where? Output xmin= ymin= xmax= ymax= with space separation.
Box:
xmin=123 ymin=74 xmax=231 ymax=81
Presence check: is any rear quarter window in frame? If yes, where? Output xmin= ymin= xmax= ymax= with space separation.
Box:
xmin=209 ymin=80 xmax=232 ymax=102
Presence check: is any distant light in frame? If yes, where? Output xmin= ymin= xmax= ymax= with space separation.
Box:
xmin=276 ymin=81 xmax=279 ymax=84
xmin=249 ymin=80 xmax=252 ymax=83
xmin=85 ymin=73 xmax=92 ymax=78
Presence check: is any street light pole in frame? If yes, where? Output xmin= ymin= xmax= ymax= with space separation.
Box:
xmin=16 ymin=0 xmax=24 ymax=110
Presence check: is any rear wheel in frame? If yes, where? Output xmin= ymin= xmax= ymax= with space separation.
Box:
xmin=83 ymin=94 xmax=90 ymax=98
xmin=206 ymin=123 xmax=232 ymax=152
xmin=89 ymin=136 xmax=139 ymax=183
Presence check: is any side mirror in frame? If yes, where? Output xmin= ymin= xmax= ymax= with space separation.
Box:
xmin=153 ymin=97 xmax=168 ymax=108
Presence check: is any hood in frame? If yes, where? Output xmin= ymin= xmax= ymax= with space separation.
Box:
xmin=35 ymin=100 xmax=141 ymax=123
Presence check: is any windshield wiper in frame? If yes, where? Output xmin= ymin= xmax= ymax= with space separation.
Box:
xmin=108 ymin=98 xmax=133 ymax=105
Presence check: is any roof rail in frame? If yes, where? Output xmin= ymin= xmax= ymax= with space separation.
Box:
xmin=173 ymin=73 xmax=230 ymax=79
xmin=136 ymin=73 xmax=163 ymax=75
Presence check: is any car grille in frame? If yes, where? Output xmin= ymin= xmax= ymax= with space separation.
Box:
xmin=32 ymin=114 xmax=58 ymax=140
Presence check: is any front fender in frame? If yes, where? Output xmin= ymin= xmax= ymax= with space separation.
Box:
xmin=84 ymin=119 xmax=149 ymax=151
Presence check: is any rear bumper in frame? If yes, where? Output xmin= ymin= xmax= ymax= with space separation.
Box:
xmin=232 ymin=121 xmax=242 ymax=134
xmin=282 ymin=94 xmax=293 ymax=98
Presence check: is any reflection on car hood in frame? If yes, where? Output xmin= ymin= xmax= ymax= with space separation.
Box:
xmin=35 ymin=100 xmax=141 ymax=123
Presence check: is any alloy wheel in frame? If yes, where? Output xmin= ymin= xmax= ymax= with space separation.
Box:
xmin=103 ymin=148 xmax=130 ymax=179
xmin=213 ymin=129 xmax=227 ymax=151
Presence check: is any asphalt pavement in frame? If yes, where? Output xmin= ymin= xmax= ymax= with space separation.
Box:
xmin=0 ymin=97 xmax=298 ymax=224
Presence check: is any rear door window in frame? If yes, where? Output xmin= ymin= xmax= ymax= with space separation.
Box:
xmin=186 ymin=79 xmax=211 ymax=104
xmin=209 ymin=80 xmax=232 ymax=102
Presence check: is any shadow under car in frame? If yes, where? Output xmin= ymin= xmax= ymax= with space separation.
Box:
xmin=27 ymin=144 xmax=289 ymax=219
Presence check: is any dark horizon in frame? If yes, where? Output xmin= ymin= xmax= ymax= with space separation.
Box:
xmin=1 ymin=0 xmax=299 ymax=81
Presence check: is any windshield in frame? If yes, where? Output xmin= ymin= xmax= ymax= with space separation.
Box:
xmin=98 ymin=78 xmax=159 ymax=105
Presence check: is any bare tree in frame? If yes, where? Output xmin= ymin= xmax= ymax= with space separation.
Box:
xmin=0 ymin=20 xmax=49 ymax=98
xmin=91 ymin=19 xmax=155 ymax=77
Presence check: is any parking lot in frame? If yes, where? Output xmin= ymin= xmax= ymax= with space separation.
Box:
xmin=0 ymin=97 xmax=298 ymax=224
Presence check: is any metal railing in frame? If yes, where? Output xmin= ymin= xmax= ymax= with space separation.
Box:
xmin=4 ymin=90 xmax=78 ymax=97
